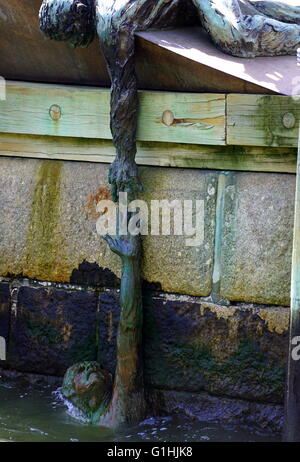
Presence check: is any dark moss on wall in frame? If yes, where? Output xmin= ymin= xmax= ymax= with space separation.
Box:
xmin=97 ymin=290 xmax=120 ymax=375
xmin=143 ymin=294 xmax=288 ymax=404
xmin=7 ymin=286 xmax=98 ymax=376
xmin=96 ymin=289 xmax=288 ymax=404
xmin=2 ymin=282 xmax=288 ymax=405
xmin=166 ymin=339 xmax=285 ymax=402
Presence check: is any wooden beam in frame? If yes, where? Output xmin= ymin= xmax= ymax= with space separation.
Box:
xmin=1 ymin=82 xmax=300 ymax=150
xmin=0 ymin=81 xmax=226 ymax=146
xmin=0 ymin=133 xmax=296 ymax=173
xmin=227 ymin=94 xmax=300 ymax=148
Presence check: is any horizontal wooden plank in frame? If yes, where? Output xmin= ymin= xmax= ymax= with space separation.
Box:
xmin=227 ymin=94 xmax=300 ymax=147
xmin=0 ymin=81 xmax=226 ymax=145
xmin=0 ymin=133 xmax=296 ymax=173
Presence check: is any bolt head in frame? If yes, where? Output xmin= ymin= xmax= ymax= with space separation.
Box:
xmin=49 ymin=104 xmax=62 ymax=121
xmin=282 ymin=112 xmax=295 ymax=129
xmin=162 ymin=110 xmax=174 ymax=126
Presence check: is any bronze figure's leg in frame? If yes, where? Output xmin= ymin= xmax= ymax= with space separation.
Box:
xmin=248 ymin=1 xmax=300 ymax=24
xmin=39 ymin=0 xmax=183 ymax=428
xmin=94 ymin=1 xmax=184 ymax=424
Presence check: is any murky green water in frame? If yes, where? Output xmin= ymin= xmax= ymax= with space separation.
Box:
xmin=0 ymin=379 xmax=279 ymax=442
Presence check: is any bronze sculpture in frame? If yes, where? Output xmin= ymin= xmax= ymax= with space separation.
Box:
xmin=39 ymin=0 xmax=300 ymax=427
xmin=40 ymin=0 xmax=300 ymax=201
xmin=62 ymin=362 xmax=113 ymax=422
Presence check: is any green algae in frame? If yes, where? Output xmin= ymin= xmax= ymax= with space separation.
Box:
xmin=26 ymin=160 xmax=64 ymax=280
xmin=258 ymin=96 xmax=300 ymax=147
xmin=168 ymin=339 xmax=285 ymax=401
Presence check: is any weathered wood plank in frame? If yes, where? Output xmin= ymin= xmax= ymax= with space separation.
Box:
xmin=227 ymin=94 xmax=300 ymax=147
xmin=0 ymin=81 xmax=226 ymax=145
xmin=0 ymin=133 xmax=296 ymax=173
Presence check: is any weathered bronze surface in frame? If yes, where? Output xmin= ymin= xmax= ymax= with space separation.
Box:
xmin=0 ymin=0 xmax=280 ymax=93
xmin=40 ymin=0 xmax=300 ymax=197
xmin=39 ymin=0 xmax=300 ymax=427
xmin=100 ymin=228 xmax=145 ymax=426
xmin=62 ymin=362 xmax=113 ymax=422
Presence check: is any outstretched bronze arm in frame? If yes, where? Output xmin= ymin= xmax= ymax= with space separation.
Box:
xmin=100 ymin=230 xmax=145 ymax=426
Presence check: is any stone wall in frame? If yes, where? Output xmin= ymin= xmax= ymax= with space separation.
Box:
xmin=0 ymin=157 xmax=295 ymax=304
xmin=1 ymin=280 xmax=289 ymax=397
xmin=0 ymin=280 xmax=288 ymax=432
xmin=0 ymin=156 xmax=295 ymax=432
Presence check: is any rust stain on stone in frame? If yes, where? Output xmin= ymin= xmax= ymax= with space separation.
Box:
xmin=85 ymin=187 xmax=112 ymax=221
xmin=62 ymin=324 xmax=73 ymax=343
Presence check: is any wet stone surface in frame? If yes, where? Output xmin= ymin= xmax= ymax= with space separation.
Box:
xmin=97 ymin=290 xmax=120 ymax=376
xmin=147 ymin=389 xmax=284 ymax=434
xmin=143 ymin=293 xmax=288 ymax=404
xmin=1 ymin=282 xmax=290 ymax=415
xmin=7 ymin=286 xmax=98 ymax=376
xmin=70 ymin=261 xmax=120 ymax=288
xmin=95 ymin=289 xmax=288 ymax=404
xmin=0 ymin=282 xmax=11 ymax=348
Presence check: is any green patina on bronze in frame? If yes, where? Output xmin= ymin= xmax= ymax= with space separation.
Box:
xmin=62 ymin=361 xmax=113 ymax=422
xmin=39 ymin=0 xmax=300 ymax=196
xmin=99 ymin=230 xmax=145 ymax=426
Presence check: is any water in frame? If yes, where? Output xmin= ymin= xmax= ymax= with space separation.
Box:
xmin=0 ymin=379 xmax=279 ymax=442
